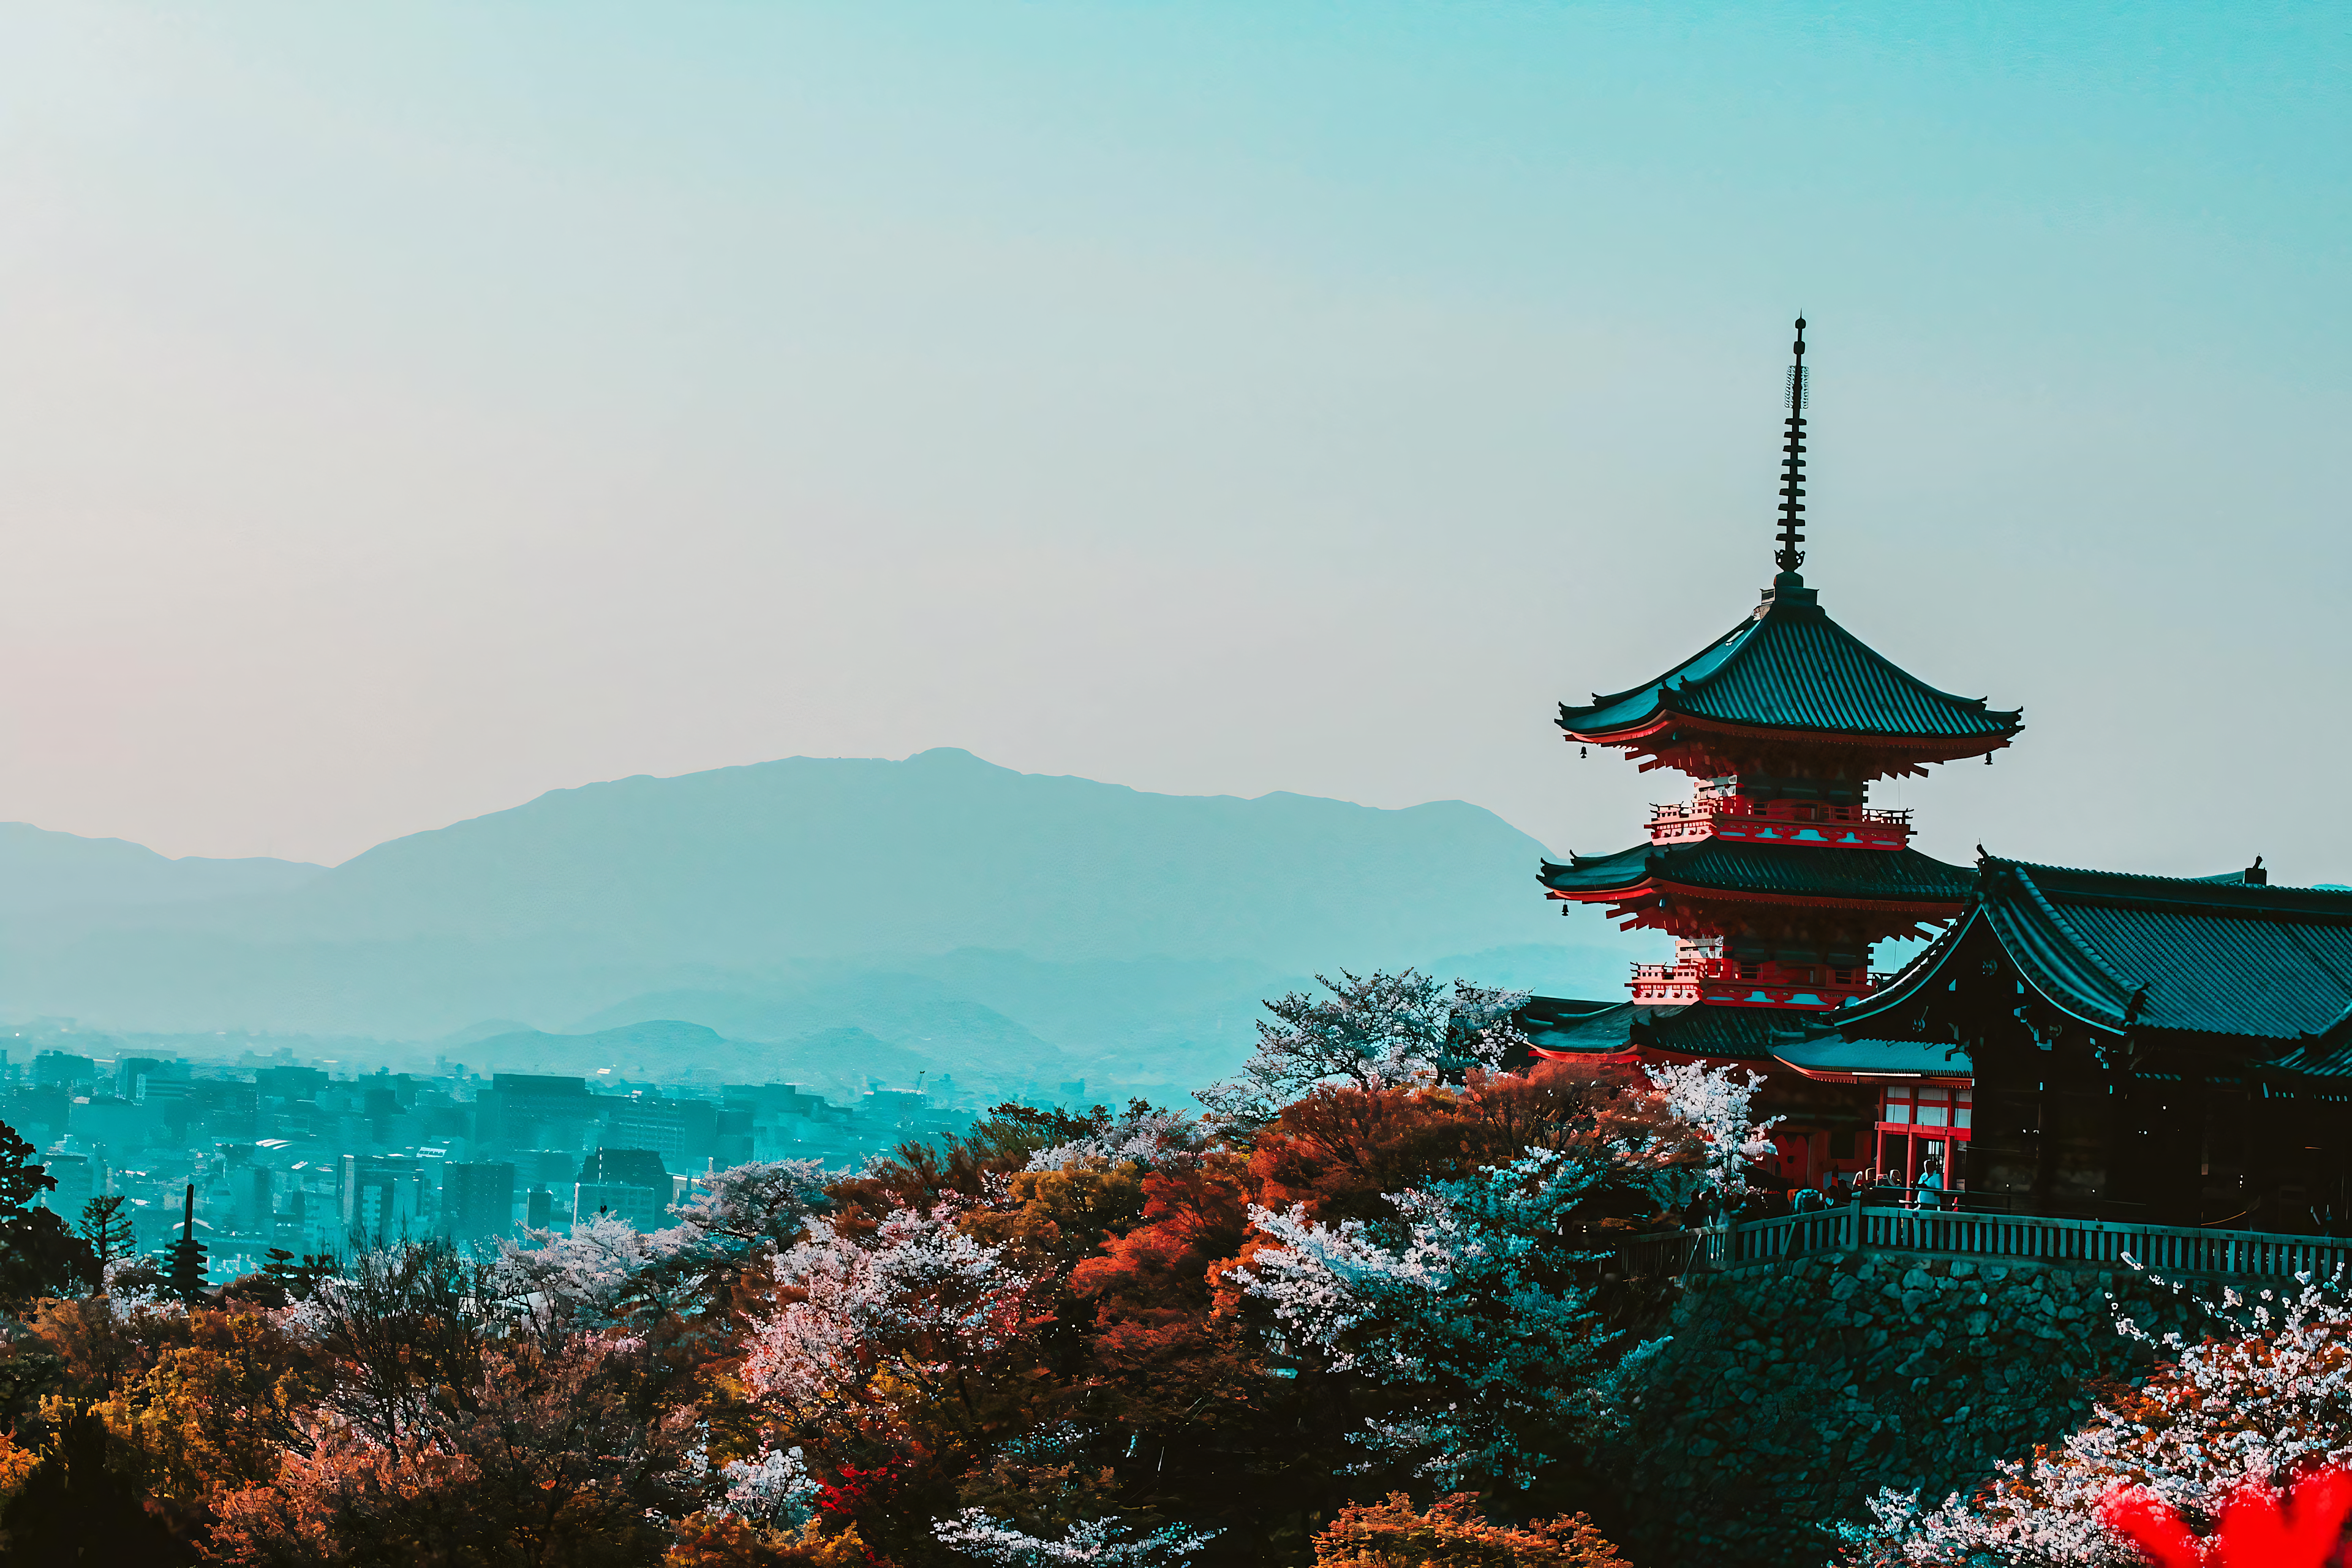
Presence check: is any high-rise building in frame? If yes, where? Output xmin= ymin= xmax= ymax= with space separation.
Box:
xmin=40 ymin=1152 xmax=96 ymax=1216
xmin=443 ymin=1161 xmax=516 ymax=1240
xmin=33 ymin=1051 xmax=96 ymax=1088
xmin=479 ymin=1075 xmax=597 ymax=1150
xmin=117 ymin=1057 xmax=189 ymax=1101
xmin=339 ymin=1154 xmax=424 ymax=1244
xmin=571 ymin=1148 xmax=671 ymax=1231
xmin=230 ymin=1165 xmax=273 ymax=1235
xmin=600 ymin=1096 xmax=719 ymax=1167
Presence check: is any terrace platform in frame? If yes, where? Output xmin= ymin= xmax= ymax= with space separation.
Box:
xmin=1607 ymin=1200 xmax=2352 ymax=1286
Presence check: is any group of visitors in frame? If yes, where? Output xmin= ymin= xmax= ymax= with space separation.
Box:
xmin=1787 ymin=1157 xmax=1953 ymax=1212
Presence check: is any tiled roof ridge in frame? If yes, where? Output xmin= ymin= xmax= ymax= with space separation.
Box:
xmin=1567 ymin=616 xmax=1755 ymax=715
xmin=1989 ymin=856 xmax=2352 ymax=915
xmin=1540 ymin=839 xmax=1975 ymax=896
xmin=1558 ymin=592 xmax=2024 ymax=739
xmin=2000 ymin=861 xmax=2144 ymax=1011
xmin=1656 ymin=599 xmax=2018 ymax=722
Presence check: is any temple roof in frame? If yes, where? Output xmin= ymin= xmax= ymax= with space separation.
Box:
xmin=1847 ymin=857 xmax=2352 ymax=1043
xmin=1557 ymin=576 xmax=2021 ymax=744
xmin=1519 ymin=995 xmax=1811 ymax=1062
xmin=1768 ymin=1033 xmax=1972 ymax=1082
xmin=1540 ymin=839 xmax=1976 ymax=905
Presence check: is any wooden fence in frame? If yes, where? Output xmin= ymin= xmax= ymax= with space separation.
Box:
xmin=1606 ymin=1201 xmax=2352 ymax=1285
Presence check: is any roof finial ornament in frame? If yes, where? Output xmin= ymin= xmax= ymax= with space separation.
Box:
xmin=1774 ymin=315 xmax=1809 ymax=579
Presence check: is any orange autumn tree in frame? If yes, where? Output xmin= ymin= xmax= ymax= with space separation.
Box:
xmin=1313 ymin=1493 xmax=1631 ymax=1568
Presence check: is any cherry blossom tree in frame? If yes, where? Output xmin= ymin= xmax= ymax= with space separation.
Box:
xmin=493 ymin=1213 xmax=676 ymax=1333
xmin=1639 ymin=1060 xmax=1778 ymax=1204
xmin=1025 ymin=1106 xmax=1207 ymax=1175
xmin=668 ymin=1159 xmax=831 ymax=1256
xmin=933 ymin=1507 xmax=1220 ymax=1568
xmin=491 ymin=1158 xmax=829 ymax=1329
xmin=1847 ymin=1278 xmax=2352 ymax=1566
xmin=741 ymin=1204 xmax=1048 ymax=1449
xmin=1234 ymin=1144 xmax=1617 ymax=1485
xmin=1198 ymin=971 xmax=1532 ymax=1131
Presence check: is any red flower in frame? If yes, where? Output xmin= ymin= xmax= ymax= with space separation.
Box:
xmin=813 ymin=1463 xmax=894 ymax=1519
xmin=2098 ymin=1467 xmax=2352 ymax=1568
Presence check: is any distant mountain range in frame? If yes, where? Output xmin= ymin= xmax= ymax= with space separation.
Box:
xmin=0 ymin=749 xmax=1657 ymax=1096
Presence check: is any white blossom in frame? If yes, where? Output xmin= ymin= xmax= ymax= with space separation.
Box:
xmin=713 ymin=1445 xmax=822 ymax=1528
xmin=99 ymin=1256 xmax=186 ymax=1318
xmin=491 ymin=1212 xmax=679 ymax=1329
xmin=1197 ymin=970 xmax=1532 ymax=1129
xmin=1027 ymin=1109 xmax=1205 ymax=1174
xmin=933 ymin=1508 xmax=1219 ymax=1568
xmin=1850 ymin=1275 xmax=2352 ymax=1566
xmin=487 ymin=1158 xmax=829 ymax=1328
xmin=742 ymin=1204 xmax=1042 ymax=1421
xmin=1232 ymin=1145 xmax=1613 ymax=1485
xmin=1641 ymin=1060 xmax=1779 ymax=1199
xmin=669 ymin=1159 xmax=829 ymax=1253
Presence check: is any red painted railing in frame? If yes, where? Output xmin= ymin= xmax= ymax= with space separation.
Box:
xmin=1628 ymin=959 xmax=1896 ymax=1008
xmin=1648 ymin=796 xmax=1913 ymax=850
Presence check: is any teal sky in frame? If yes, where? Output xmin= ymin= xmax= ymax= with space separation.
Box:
xmin=1 ymin=2 xmax=2345 ymax=889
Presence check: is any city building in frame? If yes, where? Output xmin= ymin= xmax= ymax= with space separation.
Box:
xmin=34 ymin=1051 xmax=97 ymax=1088
xmin=39 ymin=1151 xmax=97 ymax=1215
xmin=479 ymin=1074 xmax=598 ymax=1151
xmin=444 ymin=1160 xmax=516 ymax=1240
xmin=339 ymin=1153 xmax=425 ymax=1243
xmin=601 ymin=1096 xmax=719 ymax=1168
xmin=571 ymin=1147 xmax=672 ymax=1230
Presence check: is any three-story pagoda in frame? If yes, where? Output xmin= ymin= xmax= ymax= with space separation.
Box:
xmin=1525 ymin=322 xmax=2022 ymax=1156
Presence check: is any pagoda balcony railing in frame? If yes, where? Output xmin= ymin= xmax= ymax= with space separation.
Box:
xmin=1629 ymin=959 xmax=1895 ymax=1009
xmin=1648 ymin=796 xmax=1913 ymax=850
xmin=1602 ymin=1202 xmax=2352 ymax=1287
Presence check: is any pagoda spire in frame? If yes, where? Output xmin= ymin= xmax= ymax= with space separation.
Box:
xmin=1774 ymin=316 xmax=1809 ymax=577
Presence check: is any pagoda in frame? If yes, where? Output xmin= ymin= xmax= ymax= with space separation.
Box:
xmin=1525 ymin=320 xmax=2022 ymax=1175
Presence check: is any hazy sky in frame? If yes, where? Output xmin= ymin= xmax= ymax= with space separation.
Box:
xmin=2 ymin=2 xmax=2345 ymax=884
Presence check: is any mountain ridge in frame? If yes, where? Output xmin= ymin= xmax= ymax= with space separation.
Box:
xmin=0 ymin=749 xmax=1655 ymax=1084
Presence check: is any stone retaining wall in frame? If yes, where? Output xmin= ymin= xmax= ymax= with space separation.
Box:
xmin=1602 ymin=1247 xmax=2222 ymax=1567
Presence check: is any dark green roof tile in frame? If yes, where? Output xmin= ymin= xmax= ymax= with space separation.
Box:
xmin=1559 ymin=579 xmax=2021 ymax=742
xmin=1849 ymin=858 xmax=2352 ymax=1044
xmin=1539 ymin=840 xmax=1975 ymax=903
xmin=1518 ymin=996 xmax=1813 ymax=1061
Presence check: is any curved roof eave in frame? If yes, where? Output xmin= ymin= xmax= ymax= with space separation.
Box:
xmin=1556 ymin=594 xmax=2023 ymax=744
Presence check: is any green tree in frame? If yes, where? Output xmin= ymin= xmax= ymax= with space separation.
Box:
xmin=0 ymin=1119 xmax=96 ymax=1310
xmin=260 ymin=1246 xmax=339 ymax=1302
xmin=0 ymin=1120 xmax=53 ymax=1216
xmin=76 ymin=1194 xmax=135 ymax=1270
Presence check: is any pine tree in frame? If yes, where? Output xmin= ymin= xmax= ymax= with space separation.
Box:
xmin=0 ymin=1117 xmax=96 ymax=1308
xmin=262 ymin=1245 xmax=339 ymax=1301
xmin=76 ymin=1193 xmax=135 ymax=1269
